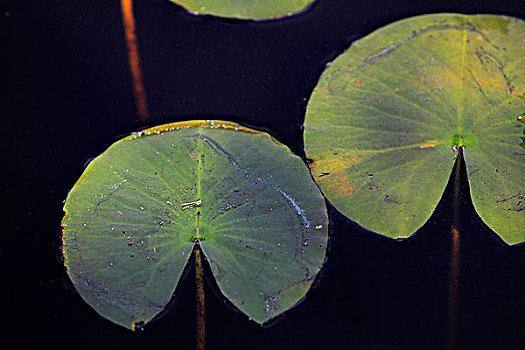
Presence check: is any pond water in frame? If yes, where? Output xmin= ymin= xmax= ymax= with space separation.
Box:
xmin=4 ymin=0 xmax=524 ymax=349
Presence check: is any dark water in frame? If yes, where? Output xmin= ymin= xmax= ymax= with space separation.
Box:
xmin=3 ymin=0 xmax=524 ymax=349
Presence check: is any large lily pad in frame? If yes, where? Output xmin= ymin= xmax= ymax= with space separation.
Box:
xmin=304 ymin=14 xmax=524 ymax=244
xmin=170 ymin=0 xmax=315 ymax=20
xmin=62 ymin=120 xmax=328 ymax=329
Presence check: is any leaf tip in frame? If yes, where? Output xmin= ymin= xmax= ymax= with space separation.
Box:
xmin=132 ymin=320 xmax=146 ymax=332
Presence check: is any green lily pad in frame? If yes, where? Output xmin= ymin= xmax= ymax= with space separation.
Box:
xmin=62 ymin=120 xmax=328 ymax=329
xmin=170 ymin=0 xmax=315 ymax=20
xmin=304 ymin=14 xmax=524 ymax=245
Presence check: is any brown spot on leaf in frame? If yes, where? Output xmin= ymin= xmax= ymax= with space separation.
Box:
xmin=309 ymin=153 xmax=368 ymax=199
xmin=322 ymin=171 xmax=355 ymax=198
xmin=420 ymin=140 xmax=438 ymax=148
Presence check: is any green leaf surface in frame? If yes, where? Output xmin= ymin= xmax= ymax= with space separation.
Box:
xmin=304 ymin=14 xmax=524 ymax=244
xmin=62 ymin=120 xmax=328 ymax=329
xmin=170 ymin=0 xmax=315 ymax=20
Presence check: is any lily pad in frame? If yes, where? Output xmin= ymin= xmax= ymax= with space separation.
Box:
xmin=170 ymin=0 xmax=315 ymax=20
xmin=62 ymin=120 xmax=328 ymax=329
xmin=304 ymin=14 xmax=524 ymax=244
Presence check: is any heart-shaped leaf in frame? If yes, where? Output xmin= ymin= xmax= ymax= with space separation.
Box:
xmin=170 ymin=0 xmax=315 ymax=20
xmin=62 ymin=120 xmax=328 ymax=329
xmin=304 ymin=14 xmax=524 ymax=244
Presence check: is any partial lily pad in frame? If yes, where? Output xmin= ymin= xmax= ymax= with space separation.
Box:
xmin=304 ymin=14 xmax=524 ymax=244
xmin=170 ymin=0 xmax=315 ymax=20
xmin=62 ymin=120 xmax=328 ymax=329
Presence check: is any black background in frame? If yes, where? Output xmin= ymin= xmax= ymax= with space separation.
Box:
xmin=3 ymin=0 xmax=525 ymax=349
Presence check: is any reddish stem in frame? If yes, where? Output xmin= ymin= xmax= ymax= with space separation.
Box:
xmin=120 ymin=0 xmax=149 ymax=121
xmin=446 ymin=149 xmax=462 ymax=350
xmin=195 ymin=246 xmax=206 ymax=350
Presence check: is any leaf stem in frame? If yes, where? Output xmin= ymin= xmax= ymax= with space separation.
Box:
xmin=120 ymin=0 xmax=149 ymax=121
xmin=195 ymin=246 xmax=206 ymax=350
xmin=446 ymin=149 xmax=462 ymax=350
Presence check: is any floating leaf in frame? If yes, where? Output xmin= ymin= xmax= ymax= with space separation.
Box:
xmin=170 ymin=0 xmax=315 ymax=20
xmin=304 ymin=14 xmax=524 ymax=244
xmin=62 ymin=120 xmax=328 ymax=329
